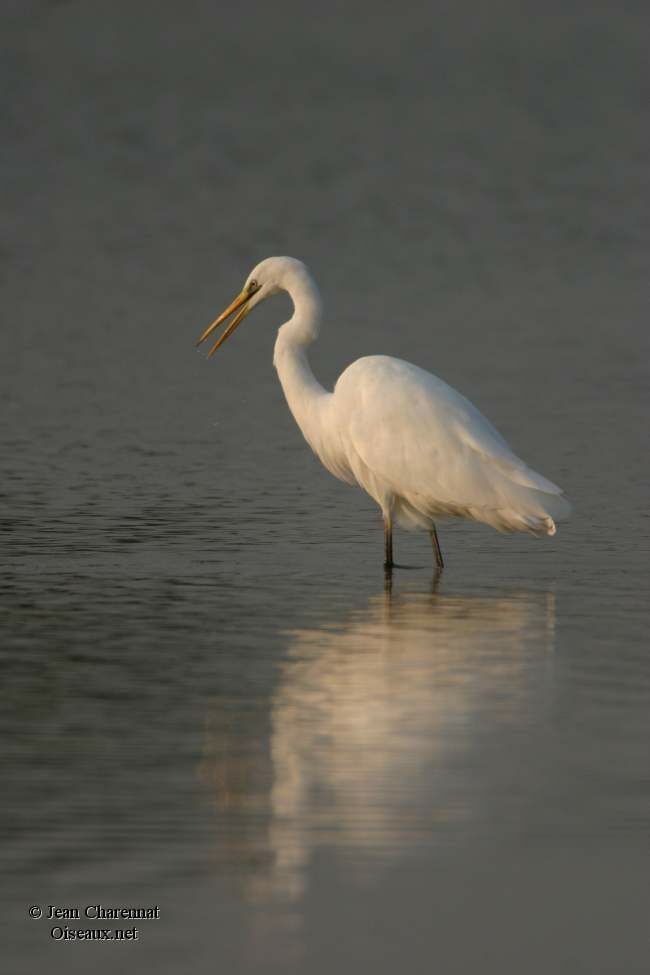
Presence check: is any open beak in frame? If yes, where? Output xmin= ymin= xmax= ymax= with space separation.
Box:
xmin=196 ymin=287 xmax=257 ymax=357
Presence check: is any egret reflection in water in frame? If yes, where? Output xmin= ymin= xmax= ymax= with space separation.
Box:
xmin=200 ymin=583 xmax=556 ymax=903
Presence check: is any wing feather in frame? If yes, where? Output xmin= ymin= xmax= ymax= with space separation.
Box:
xmin=335 ymin=356 xmax=563 ymax=513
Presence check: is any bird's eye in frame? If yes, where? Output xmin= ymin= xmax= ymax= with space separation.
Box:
xmin=248 ymin=280 xmax=258 ymax=292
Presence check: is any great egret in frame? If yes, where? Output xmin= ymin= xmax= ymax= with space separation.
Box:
xmin=196 ymin=257 xmax=570 ymax=570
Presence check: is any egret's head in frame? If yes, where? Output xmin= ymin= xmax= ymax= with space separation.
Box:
xmin=196 ymin=256 xmax=309 ymax=357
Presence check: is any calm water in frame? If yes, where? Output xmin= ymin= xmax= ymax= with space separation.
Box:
xmin=3 ymin=2 xmax=649 ymax=972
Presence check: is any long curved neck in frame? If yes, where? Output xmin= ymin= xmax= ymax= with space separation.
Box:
xmin=272 ymin=274 xmax=331 ymax=453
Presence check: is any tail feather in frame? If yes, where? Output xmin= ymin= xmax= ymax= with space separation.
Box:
xmin=490 ymin=487 xmax=572 ymax=535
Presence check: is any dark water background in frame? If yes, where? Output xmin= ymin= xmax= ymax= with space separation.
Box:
xmin=2 ymin=2 xmax=649 ymax=972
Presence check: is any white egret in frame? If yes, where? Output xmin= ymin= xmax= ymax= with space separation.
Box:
xmin=197 ymin=257 xmax=570 ymax=570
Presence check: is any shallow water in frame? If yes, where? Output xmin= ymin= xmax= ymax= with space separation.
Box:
xmin=2 ymin=2 xmax=649 ymax=972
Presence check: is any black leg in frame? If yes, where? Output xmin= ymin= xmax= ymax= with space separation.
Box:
xmin=384 ymin=515 xmax=393 ymax=571
xmin=430 ymin=522 xmax=444 ymax=569
xmin=431 ymin=566 xmax=443 ymax=594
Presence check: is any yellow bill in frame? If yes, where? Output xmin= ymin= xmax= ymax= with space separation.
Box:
xmin=195 ymin=287 xmax=255 ymax=357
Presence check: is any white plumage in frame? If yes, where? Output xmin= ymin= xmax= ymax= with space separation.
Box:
xmin=197 ymin=256 xmax=570 ymax=568
xmin=326 ymin=355 xmax=568 ymax=534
